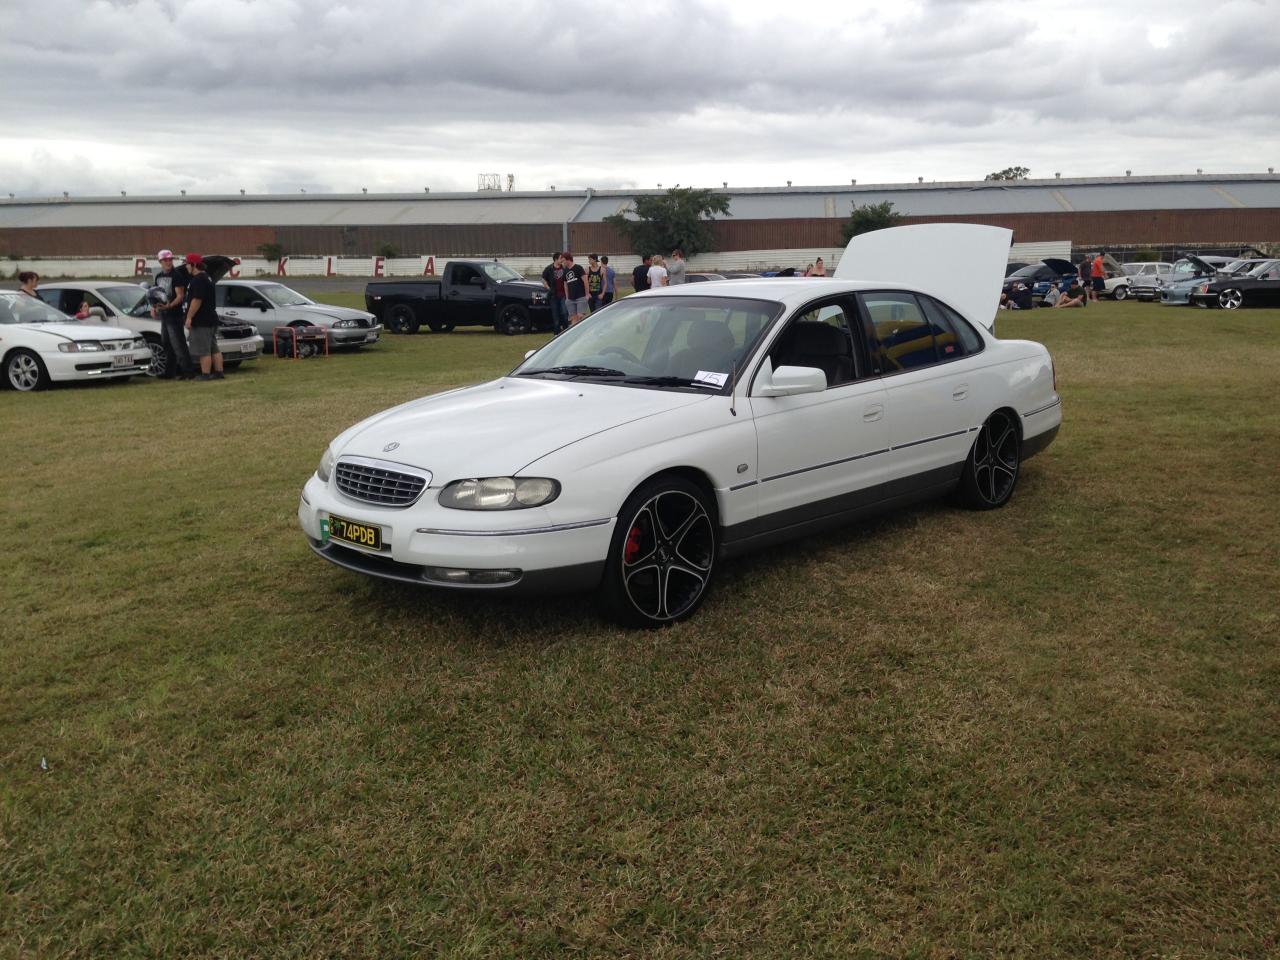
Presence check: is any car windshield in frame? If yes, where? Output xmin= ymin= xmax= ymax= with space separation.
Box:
xmin=482 ymin=262 xmax=522 ymax=283
xmin=1120 ymin=263 xmax=1145 ymax=274
xmin=1169 ymin=259 xmax=1204 ymax=277
xmin=1008 ymin=265 xmax=1044 ymax=279
xmin=514 ymin=295 xmax=783 ymax=390
xmin=1247 ymin=260 xmax=1280 ymax=277
xmin=99 ymin=285 xmax=149 ymax=316
xmin=255 ymin=283 xmax=312 ymax=307
xmin=0 ymin=292 xmax=74 ymax=324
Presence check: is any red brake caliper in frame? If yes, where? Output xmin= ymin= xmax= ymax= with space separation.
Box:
xmin=624 ymin=524 xmax=642 ymax=564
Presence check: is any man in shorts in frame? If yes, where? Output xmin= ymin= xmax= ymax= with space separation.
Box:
xmin=183 ymin=254 xmax=224 ymax=380
xmin=1090 ymin=252 xmax=1106 ymax=302
xmin=562 ymin=253 xmax=589 ymax=325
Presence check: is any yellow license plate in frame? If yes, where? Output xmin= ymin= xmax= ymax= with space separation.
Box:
xmin=326 ymin=514 xmax=383 ymax=550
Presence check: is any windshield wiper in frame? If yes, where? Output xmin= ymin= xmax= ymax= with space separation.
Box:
xmin=623 ymin=375 xmax=721 ymax=389
xmin=520 ymin=365 xmax=627 ymax=378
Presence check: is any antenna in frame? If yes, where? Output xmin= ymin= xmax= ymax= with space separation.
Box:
xmin=478 ymin=173 xmax=501 ymax=191
xmin=729 ymin=360 xmax=738 ymax=417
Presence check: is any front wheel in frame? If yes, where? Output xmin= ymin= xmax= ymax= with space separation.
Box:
xmin=144 ymin=336 xmax=167 ymax=378
xmin=496 ymin=304 xmax=530 ymax=336
xmin=1113 ymin=285 xmax=1129 ymax=301
xmin=957 ymin=410 xmax=1021 ymax=510
xmin=426 ymin=319 xmax=455 ymax=333
xmin=6 ymin=349 xmax=50 ymax=392
xmin=599 ymin=476 xmax=718 ymax=627
xmin=386 ymin=304 xmax=420 ymax=335
xmin=1218 ymin=288 xmax=1243 ymax=310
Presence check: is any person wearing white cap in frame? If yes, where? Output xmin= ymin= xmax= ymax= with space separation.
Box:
xmin=151 ymin=249 xmax=194 ymax=379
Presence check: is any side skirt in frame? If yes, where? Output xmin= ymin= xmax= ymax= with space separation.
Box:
xmin=720 ymin=463 xmax=963 ymax=559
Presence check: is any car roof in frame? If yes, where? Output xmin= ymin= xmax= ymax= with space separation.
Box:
xmin=629 ymin=277 xmax=937 ymax=310
xmin=38 ymin=280 xmax=147 ymax=290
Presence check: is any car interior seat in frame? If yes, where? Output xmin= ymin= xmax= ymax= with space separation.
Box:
xmin=668 ymin=319 xmax=736 ymax=378
xmin=772 ymin=322 xmax=852 ymax=386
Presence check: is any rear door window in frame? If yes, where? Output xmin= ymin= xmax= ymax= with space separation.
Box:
xmin=860 ymin=292 xmax=936 ymax=373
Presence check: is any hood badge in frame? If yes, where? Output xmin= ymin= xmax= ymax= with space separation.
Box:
xmin=382 ymin=441 xmax=400 ymax=452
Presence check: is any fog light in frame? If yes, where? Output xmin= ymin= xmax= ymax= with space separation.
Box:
xmin=421 ymin=566 xmax=521 ymax=585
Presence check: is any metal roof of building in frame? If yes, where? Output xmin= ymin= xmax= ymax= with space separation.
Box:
xmin=2 ymin=173 xmax=1278 ymax=229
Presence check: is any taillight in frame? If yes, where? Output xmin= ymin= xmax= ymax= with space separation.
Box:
xmin=1052 ymin=357 xmax=1057 ymax=392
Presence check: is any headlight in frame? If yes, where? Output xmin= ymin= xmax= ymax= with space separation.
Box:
xmin=439 ymin=477 xmax=560 ymax=510
xmin=1199 ymin=284 xmax=1209 ymax=294
xmin=58 ymin=341 xmax=102 ymax=353
xmin=332 ymin=319 xmax=357 ymax=328
xmin=317 ymin=448 xmax=335 ymax=483
xmin=132 ymin=337 xmax=147 ymax=349
xmin=531 ymin=292 xmax=547 ymax=303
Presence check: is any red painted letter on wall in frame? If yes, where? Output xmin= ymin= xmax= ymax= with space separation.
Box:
xmin=325 ymin=256 xmax=335 ymax=277
xmin=373 ymin=256 xmax=385 ymax=277
xmin=134 ymin=258 xmax=147 ymax=276
xmin=423 ymin=256 xmax=435 ymax=276
xmin=277 ymin=257 xmax=289 ymax=276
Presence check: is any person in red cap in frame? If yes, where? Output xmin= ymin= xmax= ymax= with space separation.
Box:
xmin=151 ymin=249 xmax=194 ymax=378
xmin=183 ymin=254 xmax=224 ymax=380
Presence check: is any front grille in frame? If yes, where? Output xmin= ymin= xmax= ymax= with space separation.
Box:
xmin=219 ymin=324 xmax=253 ymax=340
xmin=336 ymin=460 xmax=427 ymax=507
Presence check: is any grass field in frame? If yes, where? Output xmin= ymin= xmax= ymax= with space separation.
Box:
xmin=2 ymin=298 xmax=1278 ymax=958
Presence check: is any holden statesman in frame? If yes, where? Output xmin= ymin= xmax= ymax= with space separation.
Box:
xmin=299 ymin=225 xmax=1060 ymax=626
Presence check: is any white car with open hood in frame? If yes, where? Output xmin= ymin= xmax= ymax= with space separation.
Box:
xmin=299 ymin=224 xmax=1061 ymax=626
xmin=1 ymin=291 xmax=151 ymax=391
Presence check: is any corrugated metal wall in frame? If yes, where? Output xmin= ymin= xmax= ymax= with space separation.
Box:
xmin=3 ymin=209 xmax=1278 ymax=258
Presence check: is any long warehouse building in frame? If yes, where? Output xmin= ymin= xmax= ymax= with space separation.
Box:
xmin=2 ymin=173 xmax=1278 ymax=258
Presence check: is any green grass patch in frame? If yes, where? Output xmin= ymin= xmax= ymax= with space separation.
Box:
xmin=2 ymin=301 xmax=1278 ymax=958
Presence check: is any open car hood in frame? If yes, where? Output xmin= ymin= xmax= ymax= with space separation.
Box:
xmin=834 ymin=223 xmax=1012 ymax=331
xmin=201 ymin=256 xmax=238 ymax=283
xmin=1042 ymin=257 xmax=1077 ymax=275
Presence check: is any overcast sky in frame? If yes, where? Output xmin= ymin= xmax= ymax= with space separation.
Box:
xmin=2 ymin=0 xmax=1277 ymax=198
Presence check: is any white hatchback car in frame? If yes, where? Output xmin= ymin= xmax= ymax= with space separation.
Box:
xmin=1 ymin=291 xmax=151 ymax=391
xmin=299 ymin=225 xmax=1061 ymax=626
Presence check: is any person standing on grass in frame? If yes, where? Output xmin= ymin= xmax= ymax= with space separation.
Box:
xmin=541 ymin=251 xmax=568 ymax=333
xmin=151 ymin=249 xmax=194 ymax=379
xmin=600 ymin=255 xmax=616 ymax=306
xmin=1091 ymin=252 xmax=1106 ymax=302
xmin=563 ymin=253 xmax=589 ymax=326
xmin=586 ymin=254 xmax=604 ymax=312
xmin=647 ymin=254 xmax=668 ymax=289
xmin=667 ymin=248 xmax=687 ymax=285
xmin=183 ymin=254 xmax=224 ymax=380
xmin=632 ymin=255 xmax=652 ymax=293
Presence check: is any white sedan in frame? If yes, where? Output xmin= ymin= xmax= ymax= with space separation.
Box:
xmin=1 ymin=291 xmax=151 ymax=391
xmin=299 ymin=225 xmax=1061 ymax=626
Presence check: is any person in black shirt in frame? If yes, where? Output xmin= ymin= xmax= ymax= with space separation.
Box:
xmin=563 ymin=253 xmax=588 ymax=326
xmin=183 ymin=254 xmax=224 ymax=380
xmin=540 ymin=252 xmax=568 ymax=333
xmin=632 ymin=255 xmax=652 ymax=293
xmin=151 ymin=249 xmax=195 ymax=378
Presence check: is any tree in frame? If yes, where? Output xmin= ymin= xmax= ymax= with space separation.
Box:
xmin=256 ymin=241 xmax=284 ymax=261
xmin=375 ymin=242 xmax=400 ymax=259
xmin=604 ymin=187 xmax=731 ymax=257
xmin=985 ymin=166 xmax=1030 ymax=181
xmin=839 ymin=201 xmax=905 ymax=243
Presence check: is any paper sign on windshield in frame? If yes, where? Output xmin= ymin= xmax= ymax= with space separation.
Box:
xmin=693 ymin=371 xmax=728 ymax=387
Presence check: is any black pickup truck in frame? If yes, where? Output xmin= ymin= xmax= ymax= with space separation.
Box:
xmin=364 ymin=259 xmax=553 ymax=335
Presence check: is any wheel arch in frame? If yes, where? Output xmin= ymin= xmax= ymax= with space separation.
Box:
xmin=624 ymin=466 xmax=721 ymax=525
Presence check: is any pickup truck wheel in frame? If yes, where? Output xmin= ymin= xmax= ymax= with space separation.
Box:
xmin=387 ymin=304 xmax=420 ymax=335
xmin=427 ymin=320 xmax=455 ymax=333
xmin=497 ymin=304 xmax=531 ymax=336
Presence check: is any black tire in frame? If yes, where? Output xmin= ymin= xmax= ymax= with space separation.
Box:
xmin=426 ymin=319 xmax=455 ymax=333
xmin=496 ymin=304 xmax=531 ymax=336
xmin=599 ymin=475 xmax=718 ymax=627
xmin=1218 ymin=288 xmax=1243 ymax=310
xmin=957 ymin=410 xmax=1021 ymax=510
xmin=144 ymin=336 xmax=167 ymax=378
xmin=5 ymin=349 xmax=51 ymax=392
xmin=223 ymin=359 xmax=241 ymax=370
xmin=1113 ymin=284 xmax=1129 ymax=301
xmin=387 ymin=304 xmax=421 ymax=335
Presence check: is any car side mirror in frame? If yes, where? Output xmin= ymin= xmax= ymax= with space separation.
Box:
xmin=523 ymin=349 xmax=537 ymax=360
xmin=754 ymin=364 xmax=827 ymax=397
xmin=252 ymin=300 xmax=270 ymax=311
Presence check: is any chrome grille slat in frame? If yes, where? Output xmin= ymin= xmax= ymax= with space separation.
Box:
xmin=335 ymin=460 xmax=427 ymax=507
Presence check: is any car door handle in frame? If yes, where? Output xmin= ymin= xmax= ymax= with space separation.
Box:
xmin=224 ymin=310 xmax=238 ymax=316
xmin=952 ymin=384 xmax=969 ymax=401
xmin=862 ymin=403 xmax=883 ymax=422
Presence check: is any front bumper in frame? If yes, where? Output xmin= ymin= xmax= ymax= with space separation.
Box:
xmin=1188 ymin=292 xmax=1217 ymax=308
xmin=44 ymin=347 xmax=151 ymax=382
xmin=218 ymin=333 xmax=265 ymax=359
xmin=298 ymin=473 xmax=613 ymax=594
xmin=329 ymin=324 xmax=382 ymax=346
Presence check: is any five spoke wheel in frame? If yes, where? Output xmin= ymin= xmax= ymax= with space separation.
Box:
xmin=603 ymin=477 xmax=717 ymax=626
xmin=6 ymin=349 xmax=49 ymax=392
xmin=1218 ymin=288 xmax=1243 ymax=310
xmin=959 ymin=410 xmax=1021 ymax=510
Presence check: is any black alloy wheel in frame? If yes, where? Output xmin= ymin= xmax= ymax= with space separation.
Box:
xmin=601 ymin=476 xmax=718 ymax=627
xmin=144 ymin=336 xmax=167 ymax=378
xmin=6 ymin=349 xmax=50 ymax=392
xmin=497 ymin=304 xmax=531 ymax=336
xmin=427 ymin=319 xmax=456 ymax=333
xmin=1218 ymin=288 xmax=1244 ymax=310
xmin=958 ymin=410 xmax=1021 ymax=510
xmin=387 ymin=304 xmax=420 ymax=335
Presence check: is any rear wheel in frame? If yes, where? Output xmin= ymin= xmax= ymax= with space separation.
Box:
xmin=6 ymin=349 xmax=50 ymax=392
xmin=599 ymin=475 xmax=718 ymax=628
xmin=496 ymin=304 xmax=531 ymax=336
xmin=957 ymin=410 xmax=1021 ymax=510
xmin=1218 ymin=288 xmax=1244 ymax=310
xmin=387 ymin=304 xmax=420 ymax=335
xmin=427 ymin=319 xmax=455 ymax=333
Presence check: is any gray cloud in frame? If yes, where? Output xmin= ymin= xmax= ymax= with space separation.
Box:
xmin=1 ymin=0 xmax=1277 ymax=197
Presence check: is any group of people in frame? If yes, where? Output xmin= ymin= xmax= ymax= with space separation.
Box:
xmin=540 ymin=252 xmax=618 ymax=333
xmin=149 ymin=250 xmax=225 ymax=380
xmin=628 ymin=249 xmax=688 ymax=294
xmin=1001 ymin=251 xmax=1110 ymax=311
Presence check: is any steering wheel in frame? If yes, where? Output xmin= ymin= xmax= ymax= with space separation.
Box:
xmin=600 ymin=346 xmax=639 ymax=363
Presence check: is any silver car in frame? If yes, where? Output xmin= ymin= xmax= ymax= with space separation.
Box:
xmin=214 ymin=279 xmax=381 ymax=351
